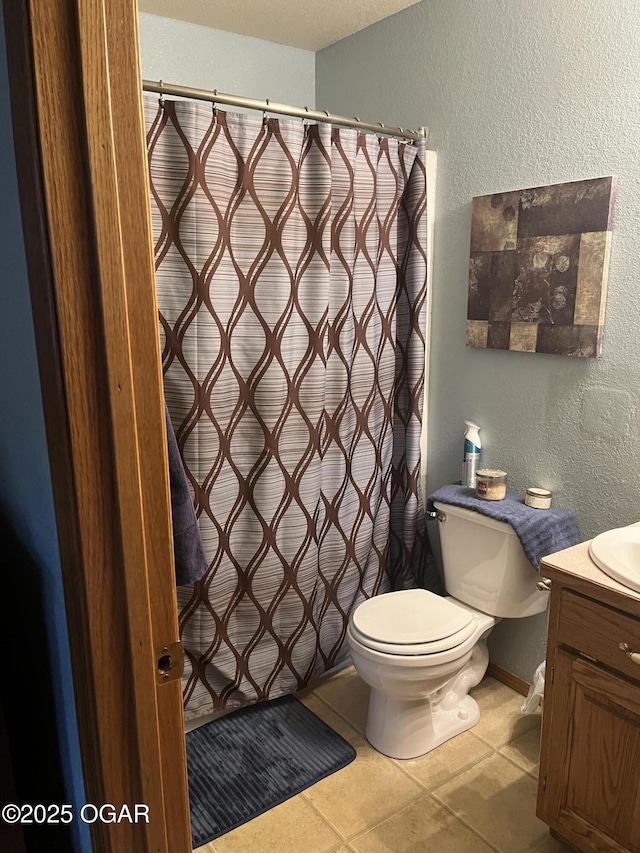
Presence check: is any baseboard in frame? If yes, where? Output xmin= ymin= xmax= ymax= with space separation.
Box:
xmin=487 ymin=662 xmax=530 ymax=696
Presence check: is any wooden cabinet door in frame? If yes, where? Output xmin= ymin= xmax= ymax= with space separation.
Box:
xmin=539 ymin=650 xmax=640 ymax=852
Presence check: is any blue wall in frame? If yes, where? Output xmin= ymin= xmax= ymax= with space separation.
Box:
xmin=0 ymin=11 xmax=90 ymax=852
xmin=139 ymin=12 xmax=315 ymax=107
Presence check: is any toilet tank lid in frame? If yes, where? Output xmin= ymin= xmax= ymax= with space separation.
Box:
xmin=352 ymin=589 xmax=473 ymax=646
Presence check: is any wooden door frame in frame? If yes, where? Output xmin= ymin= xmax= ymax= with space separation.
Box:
xmin=3 ymin=1 xmax=191 ymax=850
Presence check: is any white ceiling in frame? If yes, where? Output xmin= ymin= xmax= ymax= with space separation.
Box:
xmin=139 ymin=0 xmax=423 ymax=51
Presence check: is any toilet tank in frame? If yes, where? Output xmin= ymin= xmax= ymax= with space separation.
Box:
xmin=433 ymin=501 xmax=548 ymax=618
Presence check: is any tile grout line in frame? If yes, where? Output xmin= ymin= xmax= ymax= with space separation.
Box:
xmin=340 ymin=790 xmax=435 ymax=846
xmin=306 ymin=787 xmax=432 ymax=846
xmin=427 ymin=791 xmax=505 ymax=853
xmin=427 ymin=749 xmax=536 ymax=853
xmin=308 ymin=687 xmax=368 ymax=738
xmin=388 ymin=741 xmax=500 ymax=792
xmin=473 ymin=724 xmax=540 ymax=751
xmin=498 ymin=745 xmax=541 ymax=779
xmin=298 ymin=788 xmax=352 ymax=845
xmin=430 ymin=771 xmax=549 ymax=853
xmin=473 ymin=729 xmax=534 ymax=750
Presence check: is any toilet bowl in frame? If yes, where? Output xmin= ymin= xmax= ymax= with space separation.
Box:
xmin=347 ymin=590 xmax=495 ymax=758
xmin=347 ymin=501 xmax=549 ymax=759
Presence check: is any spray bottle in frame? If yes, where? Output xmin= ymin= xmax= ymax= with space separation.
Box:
xmin=461 ymin=421 xmax=481 ymax=488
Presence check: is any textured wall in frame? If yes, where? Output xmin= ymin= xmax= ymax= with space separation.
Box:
xmin=139 ymin=12 xmax=315 ymax=107
xmin=317 ymin=0 xmax=640 ymax=680
xmin=0 ymin=13 xmax=89 ymax=851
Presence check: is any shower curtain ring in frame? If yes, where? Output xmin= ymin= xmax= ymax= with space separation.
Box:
xmin=158 ymin=79 xmax=165 ymax=109
xmin=263 ymin=98 xmax=270 ymax=126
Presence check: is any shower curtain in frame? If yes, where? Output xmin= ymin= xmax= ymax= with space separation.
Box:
xmin=144 ymin=95 xmax=438 ymax=720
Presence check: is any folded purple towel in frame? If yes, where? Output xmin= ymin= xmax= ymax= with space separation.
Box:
xmin=427 ymin=484 xmax=580 ymax=571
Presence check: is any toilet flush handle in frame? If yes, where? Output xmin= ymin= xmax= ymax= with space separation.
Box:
xmin=536 ymin=578 xmax=552 ymax=592
xmin=426 ymin=509 xmax=446 ymax=523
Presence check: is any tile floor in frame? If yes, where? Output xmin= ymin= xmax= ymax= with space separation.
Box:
xmin=194 ymin=667 xmax=573 ymax=853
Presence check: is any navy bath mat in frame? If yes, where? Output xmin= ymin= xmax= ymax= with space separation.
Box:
xmin=186 ymin=694 xmax=356 ymax=847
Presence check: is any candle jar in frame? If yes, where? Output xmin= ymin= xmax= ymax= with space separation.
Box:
xmin=525 ymin=487 xmax=552 ymax=509
xmin=476 ymin=469 xmax=507 ymax=501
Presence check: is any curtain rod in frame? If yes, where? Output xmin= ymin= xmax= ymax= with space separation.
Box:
xmin=142 ymin=79 xmax=427 ymax=143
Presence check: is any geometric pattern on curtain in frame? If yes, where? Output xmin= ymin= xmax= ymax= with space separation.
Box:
xmin=144 ymin=95 xmax=437 ymax=720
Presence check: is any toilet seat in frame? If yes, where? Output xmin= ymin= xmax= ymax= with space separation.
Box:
xmin=350 ymin=589 xmax=476 ymax=656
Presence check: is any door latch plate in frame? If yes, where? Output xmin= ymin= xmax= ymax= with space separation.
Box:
xmin=155 ymin=641 xmax=184 ymax=684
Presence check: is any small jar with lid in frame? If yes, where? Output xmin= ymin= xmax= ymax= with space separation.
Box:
xmin=475 ymin=469 xmax=507 ymax=501
xmin=525 ymin=487 xmax=552 ymax=509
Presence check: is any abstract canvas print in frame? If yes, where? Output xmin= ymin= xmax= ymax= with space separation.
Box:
xmin=467 ymin=176 xmax=616 ymax=357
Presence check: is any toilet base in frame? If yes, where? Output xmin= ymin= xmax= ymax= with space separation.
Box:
xmin=365 ymin=692 xmax=480 ymax=759
xmin=363 ymin=639 xmax=490 ymax=760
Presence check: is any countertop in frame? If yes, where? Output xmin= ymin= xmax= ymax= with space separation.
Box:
xmin=541 ymin=531 xmax=640 ymax=618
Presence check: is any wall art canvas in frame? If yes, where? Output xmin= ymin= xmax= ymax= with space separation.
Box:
xmin=466 ymin=176 xmax=616 ymax=357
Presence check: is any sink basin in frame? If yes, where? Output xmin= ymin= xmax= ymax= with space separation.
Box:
xmin=589 ymin=525 xmax=640 ymax=593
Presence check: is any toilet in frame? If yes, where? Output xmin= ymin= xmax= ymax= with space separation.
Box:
xmin=347 ymin=501 xmax=549 ymax=759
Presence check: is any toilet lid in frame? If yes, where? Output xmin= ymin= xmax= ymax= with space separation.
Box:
xmin=351 ymin=589 xmax=476 ymax=655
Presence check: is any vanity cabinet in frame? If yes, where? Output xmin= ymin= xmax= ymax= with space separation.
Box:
xmin=537 ymin=542 xmax=640 ymax=853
